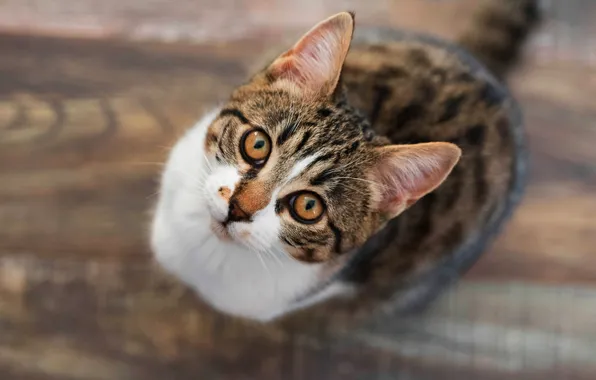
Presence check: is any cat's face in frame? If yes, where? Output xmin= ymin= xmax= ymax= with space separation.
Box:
xmin=203 ymin=90 xmax=380 ymax=262
xmin=201 ymin=12 xmax=460 ymax=263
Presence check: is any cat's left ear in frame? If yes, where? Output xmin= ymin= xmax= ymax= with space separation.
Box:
xmin=266 ymin=12 xmax=354 ymax=97
xmin=368 ymin=142 xmax=462 ymax=219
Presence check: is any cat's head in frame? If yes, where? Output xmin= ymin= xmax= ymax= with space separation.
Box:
xmin=202 ymin=12 xmax=460 ymax=263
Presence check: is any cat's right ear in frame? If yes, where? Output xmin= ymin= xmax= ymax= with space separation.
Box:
xmin=264 ymin=12 xmax=355 ymax=97
xmin=368 ymin=142 xmax=461 ymax=219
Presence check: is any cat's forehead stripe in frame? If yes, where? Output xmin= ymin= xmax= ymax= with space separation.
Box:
xmin=277 ymin=120 xmax=298 ymax=146
xmin=293 ymin=131 xmax=311 ymax=155
xmin=219 ymin=108 xmax=250 ymax=125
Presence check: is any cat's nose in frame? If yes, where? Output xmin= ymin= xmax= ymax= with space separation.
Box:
xmin=227 ymin=199 xmax=250 ymax=222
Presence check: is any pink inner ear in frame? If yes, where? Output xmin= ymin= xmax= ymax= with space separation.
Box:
xmin=376 ymin=165 xmax=408 ymax=212
xmin=268 ymin=12 xmax=354 ymax=95
xmin=372 ymin=143 xmax=461 ymax=216
xmin=273 ymin=57 xmax=307 ymax=84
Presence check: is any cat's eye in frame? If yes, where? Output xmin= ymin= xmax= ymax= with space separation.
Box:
xmin=240 ymin=129 xmax=271 ymax=166
xmin=289 ymin=192 xmax=325 ymax=224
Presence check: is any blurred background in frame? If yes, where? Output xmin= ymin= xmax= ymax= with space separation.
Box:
xmin=0 ymin=0 xmax=595 ymax=379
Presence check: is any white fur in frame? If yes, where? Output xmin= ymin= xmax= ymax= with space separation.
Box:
xmin=151 ymin=109 xmax=350 ymax=321
xmin=287 ymin=154 xmax=319 ymax=182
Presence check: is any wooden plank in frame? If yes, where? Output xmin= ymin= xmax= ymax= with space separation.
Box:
xmin=0 ymin=0 xmax=484 ymax=42
xmin=0 ymin=35 xmax=252 ymax=260
xmin=0 ymin=0 xmax=594 ymax=58
xmin=1 ymin=255 xmax=595 ymax=379
xmin=468 ymin=96 xmax=596 ymax=283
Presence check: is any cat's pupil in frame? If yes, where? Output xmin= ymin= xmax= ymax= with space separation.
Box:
xmin=254 ymin=140 xmax=265 ymax=149
xmin=305 ymin=199 xmax=316 ymax=210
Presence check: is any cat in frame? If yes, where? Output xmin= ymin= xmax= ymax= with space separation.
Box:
xmin=151 ymin=0 xmax=540 ymax=322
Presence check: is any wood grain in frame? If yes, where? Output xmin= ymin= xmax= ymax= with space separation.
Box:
xmin=1 ymin=254 xmax=596 ymax=380
xmin=1 ymin=0 xmax=596 ymax=378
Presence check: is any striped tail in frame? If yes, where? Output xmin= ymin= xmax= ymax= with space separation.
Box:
xmin=458 ymin=0 xmax=542 ymax=78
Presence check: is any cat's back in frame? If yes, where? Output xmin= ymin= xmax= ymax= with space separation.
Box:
xmin=344 ymin=27 xmax=523 ymax=229
xmin=345 ymin=27 xmax=519 ymax=148
xmin=337 ymin=27 xmax=528 ymax=309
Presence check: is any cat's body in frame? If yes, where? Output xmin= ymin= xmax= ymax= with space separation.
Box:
xmin=326 ymin=27 xmax=529 ymax=313
xmin=151 ymin=0 xmax=540 ymax=321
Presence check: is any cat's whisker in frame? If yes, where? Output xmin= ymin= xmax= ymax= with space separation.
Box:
xmin=249 ymin=232 xmax=275 ymax=260
xmin=256 ymin=251 xmax=272 ymax=279
xmin=204 ymin=241 xmax=225 ymax=274
xmin=244 ymin=240 xmax=273 ymax=279
xmin=170 ymin=167 xmax=208 ymax=192
xmin=184 ymin=182 xmax=206 ymax=196
xmin=337 ymin=183 xmax=368 ymax=197
xmin=130 ymin=162 xmax=166 ymax=167
xmin=266 ymin=247 xmax=285 ymax=268
xmin=250 ymin=232 xmax=285 ymax=268
xmin=270 ymin=246 xmax=291 ymax=268
xmin=260 ymin=243 xmax=285 ymax=269
xmin=214 ymin=248 xmax=230 ymax=273
xmin=202 ymin=153 xmax=214 ymax=172
xmin=146 ymin=190 xmax=161 ymax=199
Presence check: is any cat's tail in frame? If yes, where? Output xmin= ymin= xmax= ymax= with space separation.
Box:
xmin=457 ymin=0 xmax=542 ymax=78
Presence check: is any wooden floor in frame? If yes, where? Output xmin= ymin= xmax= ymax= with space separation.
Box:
xmin=1 ymin=1 xmax=596 ymax=379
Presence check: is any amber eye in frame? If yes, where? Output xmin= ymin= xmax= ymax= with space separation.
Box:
xmin=289 ymin=192 xmax=325 ymax=224
xmin=240 ymin=129 xmax=271 ymax=166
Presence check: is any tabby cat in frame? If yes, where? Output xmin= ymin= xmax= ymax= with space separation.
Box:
xmin=151 ymin=0 xmax=540 ymax=321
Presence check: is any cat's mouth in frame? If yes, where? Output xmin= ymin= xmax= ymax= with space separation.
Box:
xmin=210 ymin=219 xmax=232 ymax=242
